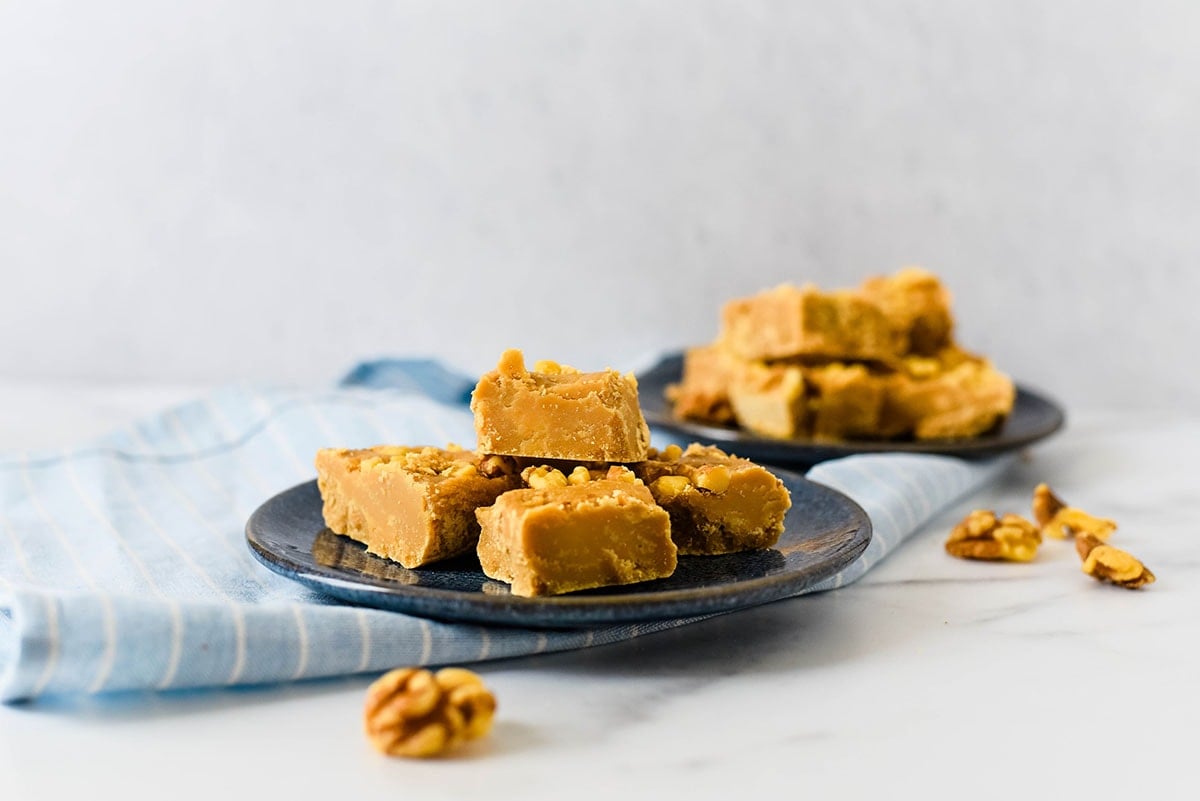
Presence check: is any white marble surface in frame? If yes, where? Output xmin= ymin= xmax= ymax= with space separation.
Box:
xmin=1 ymin=382 xmax=1197 ymax=801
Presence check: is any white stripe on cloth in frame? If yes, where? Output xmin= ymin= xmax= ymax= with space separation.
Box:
xmin=87 ymin=596 xmax=118 ymax=694
xmin=291 ymin=605 xmax=310 ymax=681
xmin=0 ymin=513 xmax=33 ymax=583
xmin=156 ymin=600 xmax=185 ymax=690
xmin=228 ymin=606 xmax=247 ymax=685
xmin=419 ymin=619 xmax=433 ymax=665
xmin=29 ymin=595 xmax=60 ymax=697
xmin=355 ymin=609 xmax=372 ymax=673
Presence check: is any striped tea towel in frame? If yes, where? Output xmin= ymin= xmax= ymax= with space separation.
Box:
xmin=0 ymin=361 xmax=1012 ymax=701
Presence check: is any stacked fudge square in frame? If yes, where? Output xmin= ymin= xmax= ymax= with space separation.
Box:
xmin=669 ymin=268 xmax=1016 ymax=441
xmin=315 ymin=349 xmax=792 ymax=597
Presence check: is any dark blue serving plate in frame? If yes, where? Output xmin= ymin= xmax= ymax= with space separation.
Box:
xmin=245 ymin=468 xmax=870 ymax=628
xmin=638 ymin=353 xmax=1065 ymax=467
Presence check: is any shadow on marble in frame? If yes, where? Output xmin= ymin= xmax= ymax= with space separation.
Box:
xmin=500 ymin=588 xmax=920 ymax=679
xmin=452 ymin=720 xmax=544 ymax=760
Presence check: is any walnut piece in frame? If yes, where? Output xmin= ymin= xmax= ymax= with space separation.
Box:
xmin=1031 ymin=482 xmax=1065 ymax=525
xmin=650 ymin=475 xmax=691 ymax=500
xmin=521 ymin=464 xmax=639 ymax=489
xmin=523 ymin=465 xmax=569 ymax=490
xmin=364 ymin=667 xmax=497 ymax=758
xmin=658 ymin=444 xmax=683 ymax=462
xmin=603 ymin=465 xmax=639 ymax=483
xmin=945 ymin=509 xmax=1041 ymax=562
xmin=532 ymin=359 xmax=581 ymax=376
xmin=1075 ymin=533 xmax=1156 ymax=590
xmin=1032 ymin=483 xmax=1117 ymax=541
xmin=694 ymin=464 xmax=732 ymax=493
xmin=478 ymin=454 xmax=520 ymax=479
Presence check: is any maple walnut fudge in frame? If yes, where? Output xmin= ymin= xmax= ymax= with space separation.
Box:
xmin=315 ymin=446 xmax=520 ymax=569
xmin=673 ymin=347 xmax=1013 ymax=442
xmin=725 ymin=361 xmax=807 ymax=439
xmin=668 ymin=269 xmax=1018 ymax=443
xmin=670 ymin=352 xmax=886 ymax=441
xmin=475 ymin=467 xmax=676 ymax=597
xmin=880 ymin=351 xmax=1015 ymax=440
xmin=719 ymin=283 xmax=901 ymax=363
xmin=722 ymin=361 xmax=883 ymax=442
xmin=858 ymin=267 xmax=954 ymax=356
xmin=665 ymin=344 xmax=739 ymax=426
xmin=632 ymin=444 xmax=791 ymax=555
xmin=471 ymin=349 xmax=651 ymax=462
xmin=804 ymin=363 xmax=886 ymax=440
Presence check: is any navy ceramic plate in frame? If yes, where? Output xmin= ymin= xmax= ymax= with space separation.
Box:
xmin=638 ymin=353 xmax=1065 ymax=467
xmin=245 ymin=468 xmax=870 ymax=628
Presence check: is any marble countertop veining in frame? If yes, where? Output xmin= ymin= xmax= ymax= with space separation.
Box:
xmin=0 ymin=380 xmax=1196 ymax=801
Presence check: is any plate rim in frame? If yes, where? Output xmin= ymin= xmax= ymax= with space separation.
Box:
xmin=637 ymin=352 xmax=1066 ymax=461
xmin=245 ymin=469 xmax=872 ymax=627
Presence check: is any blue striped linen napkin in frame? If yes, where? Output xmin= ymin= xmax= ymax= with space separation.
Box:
xmin=0 ymin=360 xmax=1011 ymax=702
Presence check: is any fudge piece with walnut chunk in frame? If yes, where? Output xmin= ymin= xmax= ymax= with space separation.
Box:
xmin=720 ymin=283 xmax=901 ymax=363
xmin=804 ymin=363 xmax=887 ymax=441
xmin=315 ymin=445 xmax=520 ymax=568
xmin=471 ymin=349 xmax=651 ymax=462
xmin=475 ymin=466 xmax=676 ymax=597
xmin=722 ymin=361 xmax=883 ymax=442
xmin=666 ymin=344 xmax=739 ymax=426
xmin=725 ymin=361 xmax=807 ymax=439
xmin=632 ymin=444 xmax=791 ymax=555
xmin=881 ymin=350 xmax=1015 ymax=440
xmin=858 ymin=267 xmax=955 ymax=356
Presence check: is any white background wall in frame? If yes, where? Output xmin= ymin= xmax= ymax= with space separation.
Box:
xmin=1 ymin=1 xmax=1196 ymax=411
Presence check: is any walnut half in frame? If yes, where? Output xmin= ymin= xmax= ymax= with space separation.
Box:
xmin=364 ymin=667 xmax=497 ymax=758
xmin=945 ymin=510 xmax=1041 ymax=562
xmin=1032 ymin=483 xmax=1117 ymax=541
xmin=1075 ymin=533 xmax=1156 ymax=590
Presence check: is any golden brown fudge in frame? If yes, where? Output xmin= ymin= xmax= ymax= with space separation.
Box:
xmin=665 ymin=344 xmax=738 ymax=425
xmin=316 ymin=445 xmax=521 ymax=568
xmin=859 ymin=267 xmax=955 ymax=355
xmin=632 ymin=444 xmax=791 ymax=555
xmin=805 ymin=363 xmax=886 ymax=440
xmin=471 ymin=349 xmax=651 ymax=462
xmin=722 ymin=362 xmax=881 ymax=441
xmin=475 ymin=467 xmax=676 ymax=597
xmin=719 ymin=283 xmax=901 ymax=363
xmin=881 ymin=351 xmax=1015 ymax=440
xmin=668 ymin=270 xmax=1013 ymax=443
xmin=726 ymin=361 xmax=808 ymax=439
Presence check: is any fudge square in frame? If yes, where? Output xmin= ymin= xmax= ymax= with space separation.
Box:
xmin=858 ymin=267 xmax=955 ymax=356
xmin=804 ymin=363 xmax=886 ymax=441
xmin=475 ymin=466 xmax=676 ymax=597
xmin=471 ymin=349 xmax=651 ymax=462
xmin=720 ymin=283 xmax=900 ymax=363
xmin=315 ymin=445 xmax=520 ymax=568
xmin=882 ymin=353 xmax=1015 ymax=440
xmin=632 ymin=444 xmax=792 ymax=555
xmin=723 ymin=362 xmax=883 ymax=442
xmin=726 ymin=361 xmax=808 ymax=439
xmin=666 ymin=343 xmax=739 ymax=425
